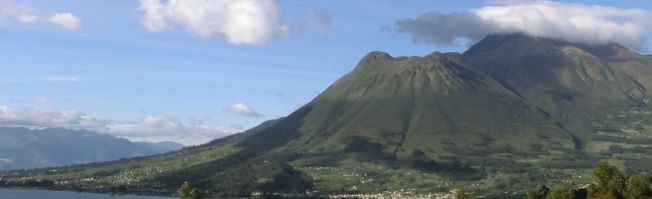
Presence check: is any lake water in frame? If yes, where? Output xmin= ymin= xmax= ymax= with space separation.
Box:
xmin=0 ymin=188 xmax=174 ymax=199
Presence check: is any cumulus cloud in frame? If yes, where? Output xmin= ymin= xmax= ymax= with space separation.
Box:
xmin=0 ymin=2 xmax=83 ymax=31
xmin=138 ymin=0 xmax=290 ymax=45
xmin=105 ymin=115 xmax=241 ymax=145
xmin=49 ymin=12 xmax=83 ymax=30
xmin=0 ymin=105 xmax=240 ymax=145
xmin=306 ymin=8 xmax=333 ymax=39
xmin=0 ymin=2 xmax=38 ymax=23
xmin=393 ymin=1 xmax=652 ymax=51
xmin=224 ymin=102 xmax=260 ymax=117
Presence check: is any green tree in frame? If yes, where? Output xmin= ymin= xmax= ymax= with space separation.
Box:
xmin=189 ymin=189 xmax=201 ymax=199
xmin=178 ymin=181 xmax=202 ymax=199
xmin=625 ymin=172 xmax=650 ymax=199
xmin=527 ymin=161 xmax=652 ymax=199
xmin=588 ymin=161 xmax=625 ymax=199
xmin=528 ymin=186 xmax=550 ymax=199
xmin=547 ymin=184 xmax=574 ymax=199
xmin=456 ymin=188 xmax=470 ymax=199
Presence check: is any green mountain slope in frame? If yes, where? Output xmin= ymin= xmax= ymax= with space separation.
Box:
xmin=3 ymin=34 xmax=652 ymax=198
xmin=466 ymin=34 xmax=652 ymax=124
xmin=464 ymin=34 xmax=652 ymax=165
xmin=288 ymin=51 xmax=576 ymax=160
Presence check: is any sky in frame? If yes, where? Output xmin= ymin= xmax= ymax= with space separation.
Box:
xmin=0 ymin=0 xmax=651 ymax=145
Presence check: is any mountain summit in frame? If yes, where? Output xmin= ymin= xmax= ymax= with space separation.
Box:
xmin=4 ymin=33 xmax=652 ymax=197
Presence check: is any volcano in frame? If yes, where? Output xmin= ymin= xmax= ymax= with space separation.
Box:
xmin=4 ymin=33 xmax=652 ymax=197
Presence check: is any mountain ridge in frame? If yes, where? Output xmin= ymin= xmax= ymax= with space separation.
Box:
xmin=3 ymin=33 xmax=652 ymax=198
xmin=0 ymin=127 xmax=184 ymax=170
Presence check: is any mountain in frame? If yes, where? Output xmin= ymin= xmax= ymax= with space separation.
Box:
xmin=0 ymin=127 xmax=184 ymax=170
xmin=142 ymin=141 xmax=186 ymax=152
xmin=464 ymin=34 xmax=652 ymax=143
xmin=3 ymin=33 xmax=652 ymax=198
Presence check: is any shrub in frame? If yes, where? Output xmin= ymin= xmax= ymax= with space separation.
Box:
xmin=625 ymin=172 xmax=650 ymax=199
xmin=527 ymin=186 xmax=549 ymax=199
xmin=587 ymin=161 xmax=625 ymax=199
xmin=547 ymin=184 xmax=574 ymax=199
xmin=456 ymin=188 xmax=470 ymax=199
xmin=179 ymin=181 xmax=202 ymax=199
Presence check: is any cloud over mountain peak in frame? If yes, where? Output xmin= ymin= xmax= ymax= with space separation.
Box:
xmin=393 ymin=1 xmax=651 ymax=51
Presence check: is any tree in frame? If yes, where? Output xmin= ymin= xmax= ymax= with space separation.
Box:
xmin=179 ymin=181 xmax=202 ymax=199
xmin=547 ymin=184 xmax=574 ymax=199
xmin=456 ymin=188 xmax=470 ymax=199
xmin=625 ymin=172 xmax=650 ymax=199
xmin=189 ymin=189 xmax=202 ymax=199
xmin=588 ymin=161 xmax=625 ymax=199
xmin=528 ymin=186 xmax=550 ymax=199
xmin=526 ymin=161 xmax=651 ymax=199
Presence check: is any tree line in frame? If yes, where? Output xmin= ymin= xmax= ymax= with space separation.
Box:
xmin=179 ymin=160 xmax=651 ymax=199
xmin=456 ymin=161 xmax=652 ymax=199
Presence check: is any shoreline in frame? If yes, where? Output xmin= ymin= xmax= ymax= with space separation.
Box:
xmin=0 ymin=187 xmax=174 ymax=199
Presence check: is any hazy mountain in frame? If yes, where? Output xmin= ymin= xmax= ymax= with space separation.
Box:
xmin=4 ymin=33 xmax=652 ymax=197
xmin=0 ymin=127 xmax=184 ymax=170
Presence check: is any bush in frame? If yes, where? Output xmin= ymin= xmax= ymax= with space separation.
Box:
xmin=587 ymin=161 xmax=625 ymax=199
xmin=625 ymin=172 xmax=650 ymax=199
xmin=547 ymin=184 xmax=574 ymax=199
xmin=456 ymin=188 xmax=470 ymax=199
xmin=527 ymin=186 xmax=549 ymax=199
xmin=178 ymin=181 xmax=202 ymax=199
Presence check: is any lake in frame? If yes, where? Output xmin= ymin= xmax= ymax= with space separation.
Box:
xmin=0 ymin=188 xmax=174 ymax=199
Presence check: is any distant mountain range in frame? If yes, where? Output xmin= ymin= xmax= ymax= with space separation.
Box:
xmin=0 ymin=127 xmax=184 ymax=170
xmin=4 ymin=33 xmax=652 ymax=198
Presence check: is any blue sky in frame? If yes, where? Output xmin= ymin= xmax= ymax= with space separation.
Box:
xmin=0 ymin=0 xmax=651 ymax=145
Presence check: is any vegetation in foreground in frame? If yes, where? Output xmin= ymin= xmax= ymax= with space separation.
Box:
xmin=178 ymin=181 xmax=202 ymax=199
xmin=524 ymin=161 xmax=651 ymax=199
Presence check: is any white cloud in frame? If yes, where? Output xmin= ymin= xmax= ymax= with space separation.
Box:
xmin=0 ymin=2 xmax=83 ymax=31
xmin=106 ymin=116 xmax=241 ymax=145
xmin=306 ymin=8 xmax=333 ymax=39
xmin=0 ymin=105 xmax=106 ymax=130
xmin=0 ymin=2 xmax=38 ymax=23
xmin=49 ymin=12 xmax=83 ymax=31
xmin=393 ymin=1 xmax=652 ymax=51
xmin=138 ymin=0 xmax=169 ymax=31
xmin=0 ymin=105 xmax=240 ymax=145
xmin=138 ymin=0 xmax=290 ymax=46
xmin=224 ymin=102 xmax=260 ymax=117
